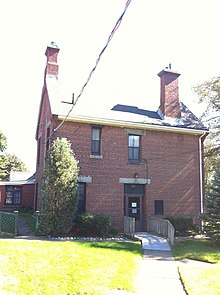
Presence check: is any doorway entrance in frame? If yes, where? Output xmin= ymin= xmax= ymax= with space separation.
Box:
xmin=124 ymin=184 xmax=145 ymax=231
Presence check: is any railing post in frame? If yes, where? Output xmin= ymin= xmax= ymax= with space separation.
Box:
xmin=35 ymin=211 xmax=40 ymax=235
xmin=124 ymin=216 xmax=135 ymax=237
xmin=14 ymin=210 xmax=19 ymax=236
xmin=146 ymin=217 xmax=175 ymax=245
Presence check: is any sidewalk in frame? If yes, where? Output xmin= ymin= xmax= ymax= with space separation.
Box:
xmin=135 ymin=232 xmax=186 ymax=295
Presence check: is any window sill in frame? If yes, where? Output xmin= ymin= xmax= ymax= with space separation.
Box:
xmin=128 ymin=161 xmax=143 ymax=165
xmin=90 ymin=155 xmax=103 ymax=159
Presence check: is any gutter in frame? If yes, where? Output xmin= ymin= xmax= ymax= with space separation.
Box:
xmin=58 ymin=114 xmax=207 ymax=135
xmin=199 ymin=132 xmax=208 ymax=226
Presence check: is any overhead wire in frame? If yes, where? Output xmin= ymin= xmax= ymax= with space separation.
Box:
xmin=49 ymin=0 xmax=132 ymax=139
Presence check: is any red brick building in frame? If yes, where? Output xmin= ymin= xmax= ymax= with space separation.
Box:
xmin=35 ymin=43 xmax=208 ymax=232
xmin=0 ymin=172 xmax=35 ymax=211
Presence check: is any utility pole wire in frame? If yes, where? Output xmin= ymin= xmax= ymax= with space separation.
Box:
xmin=49 ymin=0 xmax=132 ymax=139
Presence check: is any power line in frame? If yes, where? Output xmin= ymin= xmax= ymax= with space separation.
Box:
xmin=50 ymin=0 xmax=132 ymax=139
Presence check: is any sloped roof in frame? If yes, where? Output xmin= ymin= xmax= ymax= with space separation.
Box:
xmin=46 ymin=76 xmax=208 ymax=133
xmin=0 ymin=174 xmax=35 ymax=186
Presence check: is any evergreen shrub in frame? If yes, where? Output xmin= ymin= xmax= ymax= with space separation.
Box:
xmin=166 ymin=215 xmax=198 ymax=236
xmin=75 ymin=212 xmax=112 ymax=236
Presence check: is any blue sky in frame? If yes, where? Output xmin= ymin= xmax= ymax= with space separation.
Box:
xmin=0 ymin=0 xmax=220 ymax=173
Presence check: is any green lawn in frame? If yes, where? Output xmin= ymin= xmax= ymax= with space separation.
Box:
xmin=0 ymin=240 xmax=142 ymax=295
xmin=172 ymin=239 xmax=220 ymax=295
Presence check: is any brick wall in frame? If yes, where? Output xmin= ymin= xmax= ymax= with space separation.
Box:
xmin=35 ymin=86 xmax=54 ymax=210
xmin=48 ymin=120 xmax=201 ymax=231
xmin=21 ymin=184 xmax=35 ymax=208
xmin=0 ymin=185 xmax=5 ymax=208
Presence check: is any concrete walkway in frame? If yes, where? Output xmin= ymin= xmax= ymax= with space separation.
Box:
xmin=135 ymin=232 xmax=186 ymax=295
xmin=16 ymin=217 xmax=35 ymax=236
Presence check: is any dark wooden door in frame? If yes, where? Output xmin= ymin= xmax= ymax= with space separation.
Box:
xmin=126 ymin=196 xmax=143 ymax=232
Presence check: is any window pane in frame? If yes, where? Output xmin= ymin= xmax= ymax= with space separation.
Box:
xmin=128 ymin=135 xmax=140 ymax=162
xmin=91 ymin=127 xmax=101 ymax=155
xmin=129 ymin=135 xmax=139 ymax=147
xmin=133 ymin=147 xmax=139 ymax=160
xmin=128 ymin=147 xmax=140 ymax=161
xmin=77 ymin=183 xmax=85 ymax=201
xmin=5 ymin=186 xmax=21 ymax=205
xmin=92 ymin=128 xmax=100 ymax=140
xmin=14 ymin=192 xmax=21 ymax=204
xmin=5 ymin=192 xmax=13 ymax=204
xmin=155 ymin=200 xmax=164 ymax=215
xmin=77 ymin=183 xmax=86 ymax=214
xmin=91 ymin=140 xmax=100 ymax=155
xmin=6 ymin=186 xmax=13 ymax=191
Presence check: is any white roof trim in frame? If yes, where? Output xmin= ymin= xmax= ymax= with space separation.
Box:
xmin=0 ymin=180 xmax=35 ymax=186
xmin=58 ymin=114 xmax=207 ymax=135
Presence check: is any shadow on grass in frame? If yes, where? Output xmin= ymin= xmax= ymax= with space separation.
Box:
xmin=82 ymin=241 xmax=143 ymax=255
xmin=172 ymin=239 xmax=220 ymax=263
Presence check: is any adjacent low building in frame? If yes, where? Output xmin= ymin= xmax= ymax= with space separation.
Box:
xmin=0 ymin=172 xmax=35 ymax=211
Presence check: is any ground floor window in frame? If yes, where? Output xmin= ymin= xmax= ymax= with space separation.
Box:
xmin=76 ymin=183 xmax=86 ymax=214
xmin=154 ymin=200 xmax=164 ymax=215
xmin=5 ymin=186 xmax=22 ymax=205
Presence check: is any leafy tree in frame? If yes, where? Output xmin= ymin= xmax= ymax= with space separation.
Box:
xmin=0 ymin=130 xmax=27 ymax=181
xmin=41 ymin=138 xmax=79 ymax=236
xmin=0 ymin=130 xmax=7 ymax=152
xmin=203 ymin=159 xmax=220 ymax=244
xmin=194 ymin=78 xmax=220 ymax=184
xmin=0 ymin=154 xmax=27 ymax=181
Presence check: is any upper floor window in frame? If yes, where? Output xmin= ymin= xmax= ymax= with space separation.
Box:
xmin=91 ymin=127 xmax=101 ymax=155
xmin=5 ymin=186 xmax=22 ymax=205
xmin=128 ymin=135 xmax=140 ymax=163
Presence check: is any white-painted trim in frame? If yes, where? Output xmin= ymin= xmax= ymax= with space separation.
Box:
xmin=119 ymin=178 xmax=150 ymax=185
xmin=90 ymin=155 xmax=103 ymax=159
xmin=77 ymin=176 xmax=92 ymax=183
xmin=199 ymin=133 xmax=207 ymax=215
xmin=0 ymin=180 xmax=35 ymax=186
xmin=58 ymin=114 xmax=207 ymax=135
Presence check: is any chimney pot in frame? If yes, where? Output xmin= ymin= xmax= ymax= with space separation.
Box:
xmin=45 ymin=42 xmax=60 ymax=78
xmin=158 ymin=68 xmax=181 ymax=119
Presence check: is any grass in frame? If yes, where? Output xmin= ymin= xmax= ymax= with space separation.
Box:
xmin=172 ymin=239 xmax=220 ymax=263
xmin=0 ymin=240 xmax=142 ymax=295
xmin=172 ymin=239 xmax=220 ymax=295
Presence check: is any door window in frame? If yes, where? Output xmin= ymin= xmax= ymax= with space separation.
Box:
xmin=128 ymin=197 xmax=140 ymax=220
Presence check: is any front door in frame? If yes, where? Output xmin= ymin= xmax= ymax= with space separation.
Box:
xmin=128 ymin=196 xmax=143 ymax=231
xmin=124 ymin=184 xmax=144 ymax=232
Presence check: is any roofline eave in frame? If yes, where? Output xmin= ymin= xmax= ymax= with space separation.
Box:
xmin=57 ymin=114 xmax=208 ymax=135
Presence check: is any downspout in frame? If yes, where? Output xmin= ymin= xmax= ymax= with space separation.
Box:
xmin=199 ymin=132 xmax=208 ymax=231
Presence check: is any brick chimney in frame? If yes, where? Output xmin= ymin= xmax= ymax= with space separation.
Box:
xmin=158 ymin=68 xmax=181 ymax=120
xmin=45 ymin=41 xmax=60 ymax=78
